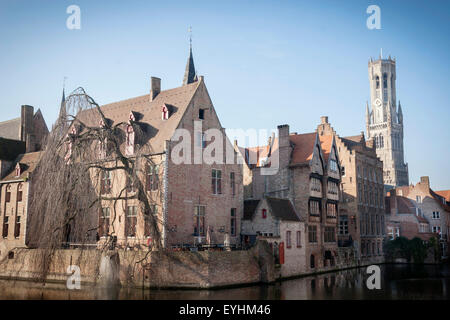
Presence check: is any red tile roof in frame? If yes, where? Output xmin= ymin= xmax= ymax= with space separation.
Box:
xmin=289 ymin=132 xmax=317 ymax=165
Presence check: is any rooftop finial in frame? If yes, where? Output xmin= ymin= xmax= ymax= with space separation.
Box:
xmin=188 ymin=26 xmax=192 ymax=51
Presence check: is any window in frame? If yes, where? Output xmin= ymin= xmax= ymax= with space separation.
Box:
xmin=99 ymin=207 xmax=110 ymax=237
xmin=296 ymin=231 xmax=301 ymax=248
xmin=341 ymin=166 xmax=345 ymax=177
xmin=330 ymin=159 xmax=338 ymax=172
xmin=326 ymin=202 xmax=337 ymax=217
xmin=15 ymin=164 xmax=21 ymax=177
xmin=194 ymin=206 xmax=205 ymax=236
xmin=126 ymin=206 xmax=137 ymax=237
xmin=371 ymin=214 xmax=375 ymax=235
xmin=339 ymin=215 xmax=349 ymax=235
xmin=324 ymin=227 xmax=336 ymax=243
xmin=416 ymin=196 xmax=422 ymax=204
xmin=358 ymin=183 xmax=362 ymax=203
xmin=327 ymin=181 xmax=338 ymax=195
xmin=308 ymin=225 xmax=317 ymax=243
xmin=376 ymin=215 xmax=380 ymax=235
xmin=146 ymin=163 xmax=159 ymax=191
xmin=286 ymin=231 xmax=292 ymax=249
xmin=383 ymin=73 xmax=388 ymax=89
xmin=387 ymin=226 xmax=394 ymax=240
xmin=310 ymin=178 xmax=321 ymax=192
xmin=310 ymin=255 xmax=315 ymax=269
xmin=381 ymin=215 xmax=385 ymax=235
xmin=17 ymin=184 xmax=23 ymax=202
xmin=230 ymin=172 xmax=235 ymax=196
xmin=309 ymin=199 xmax=320 ymax=216
xmin=432 ymin=226 xmax=441 ymax=234
xmin=357 ymin=166 xmax=361 ymax=178
xmin=14 ymin=216 xmax=20 ymax=238
xmin=126 ymin=176 xmax=136 ymax=193
xmin=212 ymin=169 xmax=222 ymax=194
xmin=395 ymin=227 xmax=400 ymax=238
xmin=262 ymin=209 xmax=267 ymax=219
xmin=125 ymin=124 xmax=135 ymax=156
xmin=432 ymin=211 xmax=440 ymax=219
xmin=196 ymin=132 xmax=206 ymax=148
xmin=375 ymin=75 xmax=380 ymax=89
xmin=199 ymin=109 xmax=205 ymax=120
xmin=2 ymin=216 xmax=8 ymax=238
xmin=100 ymin=170 xmax=112 ymax=194
xmin=230 ymin=208 xmax=236 ymax=236
xmin=5 ymin=185 xmax=11 ymax=203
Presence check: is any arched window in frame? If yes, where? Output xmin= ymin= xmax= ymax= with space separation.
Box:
xmin=17 ymin=183 xmax=23 ymax=202
xmin=383 ymin=73 xmax=388 ymax=88
xmin=375 ymin=76 xmax=380 ymax=89
xmin=391 ymin=74 xmax=394 ymax=90
xmin=379 ymin=134 xmax=384 ymax=148
xmin=5 ymin=185 xmax=11 ymax=203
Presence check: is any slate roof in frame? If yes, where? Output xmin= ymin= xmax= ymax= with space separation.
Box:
xmin=0 ymin=117 xmax=21 ymax=141
xmin=1 ymin=151 xmax=42 ymax=182
xmin=243 ymin=199 xmax=260 ymax=220
xmin=76 ymin=81 xmax=201 ymax=153
xmin=266 ymin=197 xmax=301 ymax=221
xmin=0 ymin=137 xmax=26 ymax=161
xmin=243 ymin=197 xmax=301 ymax=222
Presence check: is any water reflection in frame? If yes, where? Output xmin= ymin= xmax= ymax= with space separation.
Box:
xmin=0 ymin=264 xmax=449 ymax=300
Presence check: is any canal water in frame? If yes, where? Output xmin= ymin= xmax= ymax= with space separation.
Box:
xmin=0 ymin=264 xmax=449 ymax=300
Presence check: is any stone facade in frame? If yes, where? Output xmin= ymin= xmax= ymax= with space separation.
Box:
xmin=366 ymin=57 xmax=408 ymax=189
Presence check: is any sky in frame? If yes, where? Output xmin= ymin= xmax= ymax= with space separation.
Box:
xmin=0 ymin=0 xmax=449 ymax=189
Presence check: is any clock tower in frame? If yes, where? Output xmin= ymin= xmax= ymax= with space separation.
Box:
xmin=366 ymin=54 xmax=409 ymax=190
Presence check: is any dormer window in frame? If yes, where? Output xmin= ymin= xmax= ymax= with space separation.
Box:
xmin=199 ymin=109 xmax=205 ymax=120
xmin=15 ymin=163 xmax=21 ymax=177
xmin=125 ymin=124 xmax=135 ymax=156
xmin=162 ymin=105 xmax=169 ymax=120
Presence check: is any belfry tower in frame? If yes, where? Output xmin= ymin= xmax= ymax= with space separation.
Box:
xmin=366 ymin=54 xmax=409 ymax=189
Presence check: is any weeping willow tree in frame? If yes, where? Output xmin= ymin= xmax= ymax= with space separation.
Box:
xmin=26 ymin=87 xmax=164 ymax=284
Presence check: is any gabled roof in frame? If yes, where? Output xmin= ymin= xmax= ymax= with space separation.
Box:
xmin=318 ymin=134 xmax=333 ymax=163
xmin=243 ymin=197 xmax=301 ymax=222
xmin=289 ymin=132 xmax=317 ymax=165
xmin=266 ymin=197 xmax=301 ymax=222
xmin=435 ymin=190 xmax=450 ymax=202
xmin=76 ymin=80 xmax=202 ymax=153
xmin=0 ymin=117 xmax=21 ymax=141
xmin=1 ymin=151 xmax=42 ymax=182
xmin=243 ymin=199 xmax=260 ymax=220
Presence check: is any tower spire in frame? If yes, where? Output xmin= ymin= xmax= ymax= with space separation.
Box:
xmin=398 ymin=100 xmax=403 ymax=124
xmin=183 ymin=26 xmax=198 ymax=86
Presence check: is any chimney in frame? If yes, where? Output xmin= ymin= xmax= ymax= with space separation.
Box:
xmin=20 ymin=105 xmax=34 ymax=142
xmin=320 ymin=116 xmax=328 ymax=124
xmin=420 ymin=176 xmax=430 ymax=187
xmin=277 ymin=124 xmax=290 ymax=148
xmin=150 ymin=77 xmax=161 ymax=101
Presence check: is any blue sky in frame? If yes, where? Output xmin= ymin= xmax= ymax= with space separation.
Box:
xmin=0 ymin=0 xmax=449 ymax=189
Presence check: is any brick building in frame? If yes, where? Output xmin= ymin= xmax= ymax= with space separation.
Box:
xmin=71 ymin=46 xmax=243 ymax=248
xmin=0 ymin=152 xmax=42 ymax=258
xmin=240 ymin=118 xmax=341 ymax=271
xmin=242 ymin=197 xmax=306 ymax=277
xmin=317 ymin=120 xmax=386 ymax=263
xmin=385 ymin=176 xmax=450 ymax=258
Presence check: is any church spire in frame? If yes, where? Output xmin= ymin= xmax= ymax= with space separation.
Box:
xmin=182 ymin=27 xmax=198 ymax=86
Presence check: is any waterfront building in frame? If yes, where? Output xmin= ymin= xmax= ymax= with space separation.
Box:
xmin=365 ymin=56 xmax=409 ymax=190
xmin=240 ymin=118 xmax=341 ymax=272
xmin=0 ymin=151 xmax=41 ymax=258
xmin=68 ymin=45 xmax=243 ymax=248
xmin=316 ymin=119 xmax=386 ymax=264
xmin=385 ymin=176 xmax=450 ymax=259
xmin=242 ymin=197 xmax=306 ymax=277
